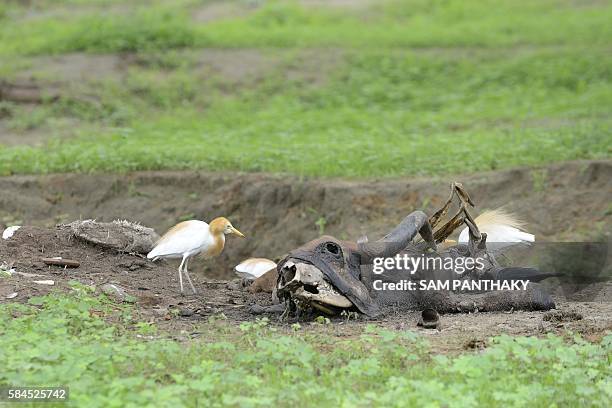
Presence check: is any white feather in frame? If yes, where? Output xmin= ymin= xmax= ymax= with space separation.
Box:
xmin=147 ymin=220 xmax=218 ymax=260
xmin=234 ymin=258 xmax=276 ymax=279
xmin=2 ymin=226 xmax=20 ymax=240
xmin=458 ymin=209 xmax=534 ymax=248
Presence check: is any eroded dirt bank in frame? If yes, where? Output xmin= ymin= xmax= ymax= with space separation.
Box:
xmin=1 ymin=160 xmax=610 ymax=279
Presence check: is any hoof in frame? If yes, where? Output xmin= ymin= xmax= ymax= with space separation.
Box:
xmin=531 ymin=285 xmax=556 ymax=310
xmin=249 ymin=304 xmax=267 ymax=315
xmin=249 ymin=304 xmax=285 ymax=315
xmin=417 ymin=308 xmax=441 ymax=330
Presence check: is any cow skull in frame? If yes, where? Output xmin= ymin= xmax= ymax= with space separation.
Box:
xmin=277 ymin=260 xmax=353 ymax=315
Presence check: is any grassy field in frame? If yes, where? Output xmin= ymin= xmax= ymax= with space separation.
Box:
xmin=1 ymin=286 xmax=610 ymax=407
xmin=0 ymin=0 xmax=610 ymax=177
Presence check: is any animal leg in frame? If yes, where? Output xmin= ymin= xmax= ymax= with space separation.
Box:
xmin=359 ymin=210 xmax=436 ymax=261
xmin=429 ymin=182 xmax=474 ymax=229
xmin=454 ymin=284 xmax=555 ymax=312
xmin=433 ymin=202 xmax=480 ymax=244
xmin=182 ymin=257 xmax=198 ymax=295
xmin=426 ymin=182 xmax=481 ymax=244
xmin=178 ymin=256 xmax=186 ymax=295
xmin=249 ymin=303 xmax=286 ymax=315
xmin=429 ymin=183 xmax=458 ymax=229
xmin=387 ymin=211 xmax=436 ymax=248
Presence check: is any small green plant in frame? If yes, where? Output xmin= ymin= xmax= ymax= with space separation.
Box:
xmin=0 ymin=265 xmax=12 ymax=278
xmin=314 ymin=315 xmax=331 ymax=325
xmin=315 ymin=216 xmax=327 ymax=235
xmin=531 ymin=169 xmax=549 ymax=192
xmin=420 ymin=196 xmax=431 ymax=210
xmin=207 ymin=313 xmax=227 ymax=324
xmin=239 ymin=316 xmax=270 ymax=333
xmin=307 ymin=208 xmax=328 ymax=234
xmin=341 ymin=310 xmax=359 ymax=322
xmin=135 ymin=322 xmax=158 ymax=336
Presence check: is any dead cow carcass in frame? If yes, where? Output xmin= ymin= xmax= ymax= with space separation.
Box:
xmin=256 ymin=183 xmax=556 ymax=318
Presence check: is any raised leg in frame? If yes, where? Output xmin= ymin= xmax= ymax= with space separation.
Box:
xmin=182 ymin=257 xmax=198 ymax=295
xmin=358 ymin=210 xmax=436 ymax=262
xmin=178 ymin=256 xmax=186 ymax=295
xmin=433 ymin=206 xmax=470 ymax=243
xmin=429 ymin=182 xmax=473 ymax=227
xmin=429 ymin=183 xmax=458 ymax=229
xmin=429 ymin=182 xmax=481 ymax=244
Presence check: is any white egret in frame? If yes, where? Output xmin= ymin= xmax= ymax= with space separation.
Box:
xmin=147 ymin=217 xmax=245 ymax=294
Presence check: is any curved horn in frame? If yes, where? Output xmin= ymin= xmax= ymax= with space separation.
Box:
xmin=358 ymin=211 xmax=434 ymax=263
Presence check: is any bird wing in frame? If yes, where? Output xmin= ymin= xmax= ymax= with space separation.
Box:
xmin=147 ymin=220 xmax=212 ymax=259
xmin=458 ymin=209 xmax=535 ymax=247
xmin=234 ymin=258 xmax=277 ymax=279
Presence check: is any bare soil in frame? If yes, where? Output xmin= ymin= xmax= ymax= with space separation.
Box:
xmin=1 ymin=160 xmax=610 ymax=278
xmin=0 ymin=225 xmax=270 ymax=322
xmin=1 ymin=224 xmax=610 ymax=353
xmin=0 ymin=160 xmax=610 ymax=352
xmin=0 ymin=121 xmax=50 ymax=147
xmin=192 ymin=2 xmax=255 ymax=23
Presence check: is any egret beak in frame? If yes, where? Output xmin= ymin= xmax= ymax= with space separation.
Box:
xmin=230 ymin=227 xmax=245 ymax=238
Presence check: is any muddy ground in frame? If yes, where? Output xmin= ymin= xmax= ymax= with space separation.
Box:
xmin=1 ymin=223 xmax=610 ymax=353
xmin=0 ymin=160 xmax=610 ymax=352
xmin=1 ymin=160 xmax=610 ymax=279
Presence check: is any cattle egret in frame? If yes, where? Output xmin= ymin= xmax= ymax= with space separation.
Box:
xmin=234 ymin=258 xmax=277 ymax=280
xmin=458 ymin=209 xmax=534 ymax=248
xmin=147 ymin=217 xmax=245 ymax=294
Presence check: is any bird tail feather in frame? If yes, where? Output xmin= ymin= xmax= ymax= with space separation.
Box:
xmin=458 ymin=208 xmax=535 ymax=245
xmin=473 ymin=208 xmax=525 ymax=230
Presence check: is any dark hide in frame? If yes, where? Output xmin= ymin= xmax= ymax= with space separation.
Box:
xmin=276 ymin=212 xmax=555 ymax=317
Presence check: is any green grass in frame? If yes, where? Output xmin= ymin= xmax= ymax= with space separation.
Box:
xmin=1 ymin=47 xmax=609 ymax=177
xmin=1 ymin=287 xmax=610 ymax=407
xmin=1 ymin=0 xmax=611 ymax=54
xmin=0 ymin=0 xmax=610 ymax=177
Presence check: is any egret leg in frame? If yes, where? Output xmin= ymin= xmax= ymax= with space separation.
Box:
xmin=178 ymin=256 xmax=186 ymax=295
xmin=183 ymin=257 xmax=197 ymax=295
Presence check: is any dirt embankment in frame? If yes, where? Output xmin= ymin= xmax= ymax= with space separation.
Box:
xmin=1 ymin=160 xmax=610 ymax=279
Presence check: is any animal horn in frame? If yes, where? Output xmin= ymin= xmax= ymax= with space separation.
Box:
xmin=357 ymin=211 xmax=434 ymax=263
